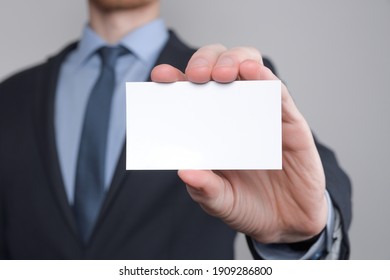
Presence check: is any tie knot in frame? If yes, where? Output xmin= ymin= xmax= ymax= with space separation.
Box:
xmin=98 ymin=46 xmax=128 ymax=67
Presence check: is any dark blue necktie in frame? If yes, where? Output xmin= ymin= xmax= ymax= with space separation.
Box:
xmin=73 ymin=46 xmax=127 ymax=243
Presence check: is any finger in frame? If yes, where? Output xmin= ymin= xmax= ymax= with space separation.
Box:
xmin=151 ymin=64 xmax=187 ymax=83
xmin=185 ymin=44 xmax=227 ymax=83
xmin=212 ymin=47 xmax=263 ymax=83
xmin=238 ymin=59 xmax=266 ymax=81
xmin=177 ymin=170 xmax=233 ymax=218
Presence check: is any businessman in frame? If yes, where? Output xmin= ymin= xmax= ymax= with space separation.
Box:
xmin=0 ymin=0 xmax=351 ymax=259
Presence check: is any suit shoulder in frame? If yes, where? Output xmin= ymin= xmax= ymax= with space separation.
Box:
xmin=0 ymin=63 xmax=47 ymax=102
xmin=0 ymin=42 xmax=77 ymax=99
xmin=0 ymin=65 xmax=45 ymax=132
xmin=154 ymin=31 xmax=196 ymax=73
xmin=166 ymin=30 xmax=197 ymax=56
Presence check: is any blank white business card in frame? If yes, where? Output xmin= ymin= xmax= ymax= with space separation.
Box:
xmin=126 ymin=80 xmax=281 ymax=170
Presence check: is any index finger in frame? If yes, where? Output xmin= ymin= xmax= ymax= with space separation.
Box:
xmin=185 ymin=44 xmax=227 ymax=83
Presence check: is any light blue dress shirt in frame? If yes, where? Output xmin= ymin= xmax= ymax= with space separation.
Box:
xmin=55 ymin=19 xmax=169 ymax=204
xmin=54 ymin=19 xmax=337 ymax=259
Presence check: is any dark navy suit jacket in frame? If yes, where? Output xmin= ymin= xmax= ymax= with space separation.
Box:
xmin=0 ymin=31 xmax=352 ymax=259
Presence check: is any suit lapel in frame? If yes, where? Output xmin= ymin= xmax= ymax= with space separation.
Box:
xmin=94 ymin=143 xmax=127 ymax=232
xmin=33 ymin=42 xmax=80 ymax=239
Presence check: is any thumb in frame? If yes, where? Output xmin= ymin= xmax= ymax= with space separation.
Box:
xmin=177 ymin=170 xmax=233 ymax=218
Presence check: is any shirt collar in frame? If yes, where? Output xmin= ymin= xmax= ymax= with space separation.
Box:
xmin=73 ymin=18 xmax=169 ymax=67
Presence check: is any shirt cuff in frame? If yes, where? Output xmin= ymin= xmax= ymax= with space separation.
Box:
xmin=251 ymin=191 xmax=335 ymax=260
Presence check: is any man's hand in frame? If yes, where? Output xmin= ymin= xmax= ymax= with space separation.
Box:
xmin=151 ymin=44 xmax=327 ymax=244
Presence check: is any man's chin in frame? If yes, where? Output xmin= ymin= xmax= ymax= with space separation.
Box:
xmin=90 ymin=0 xmax=157 ymax=11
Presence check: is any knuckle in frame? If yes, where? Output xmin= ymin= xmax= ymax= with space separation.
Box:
xmin=196 ymin=44 xmax=228 ymax=56
xmin=202 ymin=43 xmax=228 ymax=52
xmin=224 ymin=46 xmax=263 ymax=63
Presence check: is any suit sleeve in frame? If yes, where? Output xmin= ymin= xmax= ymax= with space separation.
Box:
xmin=0 ymin=168 xmax=6 ymax=259
xmin=315 ymin=137 xmax=352 ymax=259
xmin=0 ymin=82 xmax=8 ymax=259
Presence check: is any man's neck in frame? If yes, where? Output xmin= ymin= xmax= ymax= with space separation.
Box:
xmin=88 ymin=1 xmax=160 ymax=44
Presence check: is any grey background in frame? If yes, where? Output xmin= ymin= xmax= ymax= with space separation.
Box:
xmin=0 ymin=0 xmax=389 ymax=259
